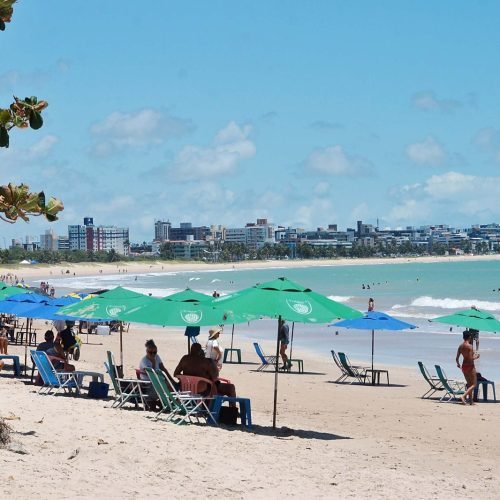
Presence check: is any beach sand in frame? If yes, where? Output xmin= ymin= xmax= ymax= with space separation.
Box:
xmin=1 ymin=321 xmax=500 ymax=499
xmin=1 ymin=253 xmax=500 ymax=283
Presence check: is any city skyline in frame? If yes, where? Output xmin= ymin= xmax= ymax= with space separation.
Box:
xmin=2 ymin=2 xmax=500 ymax=243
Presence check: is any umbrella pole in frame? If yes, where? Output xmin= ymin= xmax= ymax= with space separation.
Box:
xmin=230 ymin=324 xmax=235 ymax=362
xmin=119 ymin=322 xmax=124 ymax=367
xmin=273 ymin=315 xmax=281 ymax=429
xmin=289 ymin=322 xmax=295 ymax=361
xmin=371 ymin=329 xmax=374 ymax=385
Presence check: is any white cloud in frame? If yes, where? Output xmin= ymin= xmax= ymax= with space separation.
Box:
xmin=474 ymin=127 xmax=500 ymax=164
xmin=406 ymin=136 xmax=446 ymax=166
xmin=387 ymin=171 xmax=500 ymax=223
xmin=305 ymin=145 xmax=373 ymax=176
xmin=170 ymin=121 xmax=256 ymax=181
xmin=294 ymin=198 xmax=336 ymax=228
xmin=90 ymin=108 xmax=193 ymax=157
xmin=412 ymin=91 xmax=461 ymax=113
xmin=313 ymin=181 xmax=331 ymax=196
xmin=0 ymin=134 xmax=59 ymax=173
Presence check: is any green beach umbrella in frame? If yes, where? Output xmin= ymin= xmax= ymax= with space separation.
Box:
xmin=120 ymin=289 xmax=257 ymax=328
xmin=433 ymin=307 xmax=500 ymax=333
xmin=57 ymin=286 xmax=157 ymax=365
xmin=0 ymin=285 xmax=29 ymax=300
xmin=213 ymin=277 xmax=363 ymax=427
xmin=164 ymin=288 xmax=212 ymax=303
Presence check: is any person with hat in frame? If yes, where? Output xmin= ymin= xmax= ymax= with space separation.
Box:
xmin=206 ymin=326 xmax=223 ymax=372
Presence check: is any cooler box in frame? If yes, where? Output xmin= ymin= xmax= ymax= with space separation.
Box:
xmin=88 ymin=381 xmax=109 ymax=399
xmin=96 ymin=325 xmax=110 ymax=336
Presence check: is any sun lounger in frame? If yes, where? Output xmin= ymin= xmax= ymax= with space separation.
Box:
xmin=146 ymin=368 xmax=215 ymax=425
xmin=253 ymin=342 xmax=277 ymax=371
xmin=434 ymin=365 xmax=466 ymax=402
xmin=106 ymin=351 xmax=146 ymax=409
xmin=331 ymin=350 xmax=350 ymax=383
xmin=417 ymin=361 xmax=445 ymax=399
xmin=337 ymin=352 xmax=367 ymax=384
xmin=31 ymin=350 xmax=79 ymax=395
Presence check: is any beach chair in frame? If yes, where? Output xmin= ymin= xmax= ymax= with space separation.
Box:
xmin=253 ymin=342 xmax=277 ymax=371
xmin=146 ymin=368 xmax=215 ymax=425
xmin=434 ymin=365 xmax=466 ymax=402
xmin=337 ymin=352 xmax=367 ymax=384
xmin=417 ymin=361 xmax=445 ymax=399
xmin=31 ymin=350 xmax=79 ymax=395
xmin=331 ymin=350 xmax=350 ymax=383
xmin=177 ymin=374 xmax=217 ymax=398
xmin=106 ymin=351 xmax=143 ymax=409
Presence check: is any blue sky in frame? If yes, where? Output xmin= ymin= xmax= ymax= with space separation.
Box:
xmin=2 ymin=1 xmax=500 ymax=245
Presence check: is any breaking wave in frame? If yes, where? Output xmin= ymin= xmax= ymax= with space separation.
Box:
xmin=410 ymin=296 xmax=500 ymax=312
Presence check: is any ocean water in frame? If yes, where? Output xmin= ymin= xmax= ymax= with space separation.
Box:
xmin=39 ymin=259 xmax=500 ymax=380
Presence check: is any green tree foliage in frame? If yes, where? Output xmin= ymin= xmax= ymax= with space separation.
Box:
xmin=0 ymin=0 xmax=64 ymax=223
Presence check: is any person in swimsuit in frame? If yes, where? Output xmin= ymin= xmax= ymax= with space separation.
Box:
xmin=456 ymin=330 xmax=480 ymax=405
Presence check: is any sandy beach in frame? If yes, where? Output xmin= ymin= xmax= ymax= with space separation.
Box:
xmin=1 ymin=253 xmax=500 ymax=283
xmin=1 ymin=320 xmax=500 ymax=499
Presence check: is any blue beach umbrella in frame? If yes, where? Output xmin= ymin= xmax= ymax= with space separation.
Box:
xmin=0 ymin=292 xmax=50 ymax=315
xmin=332 ymin=311 xmax=416 ymax=374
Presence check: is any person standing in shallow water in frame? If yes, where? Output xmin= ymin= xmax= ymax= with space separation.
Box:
xmin=368 ymin=298 xmax=374 ymax=311
xmin=456 ymin=330 xmax=480 ymax=405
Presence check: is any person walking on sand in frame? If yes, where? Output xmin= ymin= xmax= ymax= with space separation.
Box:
xmin=278 ymin=319 xmax=290 ymax=370
xmin=456 ymin=330 xmax=480 ymax=405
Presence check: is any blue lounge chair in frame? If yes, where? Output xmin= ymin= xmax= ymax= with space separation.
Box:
xmin=31 ymin=350 xmax=79 ymax=395
xmin=253 ymin=342 xmax=277 ymax=371
xmin=417 ymin=361 xmax=444 ymax=399
xmin=434 ymin=365 xmax=466 ymax=402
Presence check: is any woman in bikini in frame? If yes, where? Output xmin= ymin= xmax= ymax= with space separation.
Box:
xmin=456 ymin=330 xmax=480 ymax=405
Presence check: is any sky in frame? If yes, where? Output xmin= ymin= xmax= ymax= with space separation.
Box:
xmin=2 ymin=1 xmax=500 ymax=245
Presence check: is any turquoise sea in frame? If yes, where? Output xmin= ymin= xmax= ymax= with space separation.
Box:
xmin=41 ymin=259 xmax=500 ymax=381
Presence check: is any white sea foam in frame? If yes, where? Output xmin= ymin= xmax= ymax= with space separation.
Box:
xmin=410 ymin=296 xmax=500 ymax=312
xmin=327 ymin=295 xmax=352 ymax=303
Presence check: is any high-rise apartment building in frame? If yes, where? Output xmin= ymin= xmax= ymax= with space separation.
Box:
xmin=40 ymin=229 xmax=59 ymax=251
xmin=68 ymin=218 xmax=129 ymax=255
xmin=154 ymin=220 xmax=171 ymax=242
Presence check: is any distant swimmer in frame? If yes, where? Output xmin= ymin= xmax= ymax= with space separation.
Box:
xmin=362 ymin=284 xmax=365 ymax=289
xmin=367 ymin=284 xmax=370 ymax=290
xmin=135 ymin=276 xmax=138 ymax=281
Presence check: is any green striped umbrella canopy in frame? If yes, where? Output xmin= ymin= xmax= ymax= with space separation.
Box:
xmin=213 ymin=277 xmax=362 ymax=323
xmin=0 ymin=285 xmax=30 ymax=300
xmin=164 ymin=288 xmax=212 ymax=303
xmin=120 ymin=288 xmax=257 ymax=327
xmin=57 ymin=286 xmax=158 ymax=365
xmin=212 ymin=277 xmax=363 ymax=427
xmin=433 ymin=307 xmax=500 ymax=333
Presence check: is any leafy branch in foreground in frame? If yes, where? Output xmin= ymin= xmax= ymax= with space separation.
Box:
xmin=0 ymin=183 xmax=64 ymax=223
xmin=0 ymin=96 xmax=48 ymax=148
xmin=0 ymin=0 xmax=15 ymax=31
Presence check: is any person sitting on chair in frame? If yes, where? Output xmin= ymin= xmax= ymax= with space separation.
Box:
xmin=174 ymin=343 xmax=236 ymax=399
xmin=138 ymin=339 xmax=178 ymax=410
xmin=36 ymin=329 xmax=74 ymax=374
xmin=55 ymin=321 xmax=79 ymax=360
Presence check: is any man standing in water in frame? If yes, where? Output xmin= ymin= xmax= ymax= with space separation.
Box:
xmin=456 ymin=330 xmax=480 ymax=405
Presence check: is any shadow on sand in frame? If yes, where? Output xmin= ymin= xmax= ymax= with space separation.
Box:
xmin=221 ymin=423 xmax=351 ymax=441
xmin=325 ymin=380 xmax=408 ymax=388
